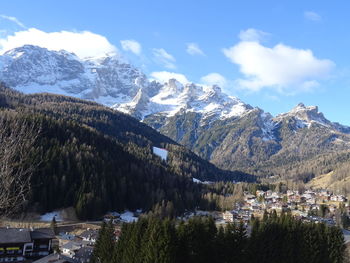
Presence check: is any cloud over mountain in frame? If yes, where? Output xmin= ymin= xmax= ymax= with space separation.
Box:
xmin=150 ymin=71 xmax=189 ymax=84
xmin=0 ymin=28 xmax=118 ymax=59
xmin=120 ymin=39 xmax=142 ymax=55
xmin=186 ymin=43 xmax=205 ymax=56
xmin=200 ymin=73 xmax=227 ymax=88
xmin=223 ymin=37 xmax=334 ymax=94
xmin=152 ymin=48 xmax=176 ymax=69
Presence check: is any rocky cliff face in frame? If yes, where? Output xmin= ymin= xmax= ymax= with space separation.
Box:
xmin=146 ymin=101 xmax=350 ymax=177
xmin=0 ymin=45 xmax=146 ymax=106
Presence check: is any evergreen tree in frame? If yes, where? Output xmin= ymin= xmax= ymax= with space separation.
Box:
xmin=141 ymin=218 xmax=163 ymax=263
xmin=113 ymin=223 xmax=132 ymax=263
xmin=92 ymin=221 xmax=115 ymax=263
xmin=50 ymin=216 xmax=58 ymax=235
xmin=262 ymin=210 xmax=269 ymax=222
xmin=158 ymin=219 xmax=177 ymax=263
xmin=326 ymin=226 xmax=346 ymax=263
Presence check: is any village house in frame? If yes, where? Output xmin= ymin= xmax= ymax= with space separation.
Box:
xmin=33 ymin=253 xmax=77 ymax=263
xmin=256 ymin=190 xmax=265 ymax=197
xmin=331 ymin=195 xmax=347 ymax=202
xmin=223 ymin=211 xmax=235 ymax=222
xmin=79 ymin=229 xmax=99 ymax=244
xmin=244 ymin=194 xmax=256 ymax=202
xmin=0 ymin=228 xmax=55 ymax=262
xmin=62 ymin=241 xmax=81 ymax=257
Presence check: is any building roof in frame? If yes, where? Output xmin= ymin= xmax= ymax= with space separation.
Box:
xmin=0 ymin=228 xmax=31 ymax=244
xmin=74 ymin=246 xmax=93 ymax=262
xmin=0 ymin=227 xmax=55 ymax=244
xmin=33 ymin=253 xmax=78 ymax=263
xmin=31 ymin=228 xmax=55 ymax=240
xmin=79 ymin=229 xmax=99 ymax=239
xmin=62 ymin=241 xmax=81 ymax=251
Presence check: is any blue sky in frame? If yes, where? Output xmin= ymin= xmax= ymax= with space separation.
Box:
xmin=1 ymin=0 xmax=350 ymax=124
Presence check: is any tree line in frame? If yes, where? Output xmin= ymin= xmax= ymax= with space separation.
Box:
xmin=93 ymin=213 xmax=345 ymax=263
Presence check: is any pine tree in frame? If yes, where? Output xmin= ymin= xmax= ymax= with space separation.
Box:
xmin=91 ymin=222 xmax=106 ymax=263
xmin=141 ymin=218 xmax=163 ymax=263
xmin=215 ymin=226 xmax=227 ymax=263
xmin=235 ymin=221 xmax=247 ymax=261
xmin=326 ymin=226 xmax=346 ymax=263
xmin=92 ymin=221 xmax=115 ymax=263
xmin=270 ymin=209 xmax=278 ymax=221
xmin=50 ymin=216 xmax=58 ymax=235
xmin=158 ymin=219 xmax=177 ymax=263
xmin=114 ymin=223 xmax=132 ymax=263
xmin=263 ymin=210 xmax=269 ymax=222
xmin=176 ymin=221 xmax=189 ymax=263
xmin=123 ymin=219 xmax=148 ymax=263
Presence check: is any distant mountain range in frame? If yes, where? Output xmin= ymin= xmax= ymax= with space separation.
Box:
xmin=1 ymin=45 xmax=350 ymax=187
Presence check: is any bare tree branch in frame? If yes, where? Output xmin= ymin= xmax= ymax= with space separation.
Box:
xmin=0 ymin=112 xmax=41 ymax=216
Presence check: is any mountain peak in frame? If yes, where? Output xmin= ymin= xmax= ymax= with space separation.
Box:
xmin=290 ymin=103 xmax=318 ymax=114
xmin=275 ymin=103 xmax=332 ymax=130
xmin=4 ymin=45 xmax=79 ymax=61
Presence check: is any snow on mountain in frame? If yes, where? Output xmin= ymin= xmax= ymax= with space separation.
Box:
xmin=0 ymin=45 xmax=145 ymax=107
xmin=260 ymin=112 xmax=277 ymax=141
xmin=277 ymin=103 xmax=330 ymax=126
xmin=0 ymin=45 xmax=253 ymax=123
xmin=117 ymin=79 xmax=253 ymax=123
xmin=275 ymin=103 xmax=350 ymax=133
xmin=0 ymin=45 xmax=348 ymax=137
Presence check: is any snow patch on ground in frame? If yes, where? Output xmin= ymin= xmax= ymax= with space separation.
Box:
xmin=40 ymin=211 xmax=63 ymax=222
xmin=152 ymin=146 xmax=168 ymax=161
xmin=120 ymin=211 xmax=138 ymax=223
xmin=192 ymin=178 xmax=214 ymax=185
xmin=192 ymin=178 xmax=203 ymax=183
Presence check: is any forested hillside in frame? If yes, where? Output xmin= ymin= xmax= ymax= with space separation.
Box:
xmin=0 ymin=85 xmax=254 ymax=219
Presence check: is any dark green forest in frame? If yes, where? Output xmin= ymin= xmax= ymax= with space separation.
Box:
xmin=0 ymin=85 xmax=254 ymax=219
xmin=93 ymin=214 xmax=346 ymax=263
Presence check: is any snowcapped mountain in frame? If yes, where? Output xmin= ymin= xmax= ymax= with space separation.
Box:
xmin=0 ymin=45 xmax=146 ymax=106
xmin=1 ymin=44 xmax=350 ymax=180
xmin=0 ymin=45 xmax=253 ymax=122
xmin=142 ymin=94 xmax=350 ymax=177
xmin=117 ymin=80 xmax=253 ymax=121
xmin=275 ymin=103 xmax=350 ymax=133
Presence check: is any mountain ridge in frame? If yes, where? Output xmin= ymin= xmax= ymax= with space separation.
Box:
xmin=1 ymin=44 xmax=350 ymax=187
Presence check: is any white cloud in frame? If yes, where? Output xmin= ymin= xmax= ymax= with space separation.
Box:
xmin=152 ymin=48 xmax=176 ymax=69
xmin=186 ymin=43 xmax=205 ymax=56
xmin=0 ymin=28 xmax=118 ymax=59
xmin=200 ymin=73 xmax=227 ymax=88
xmin=120 ymin=39 xmax=141 ymax=55
xmin=223 ymin=40 xmax=334 ymax=93
xmin=239 ymin=28 xmax=269 ymax=42
xmin=304 ymin=11 xmax=321 ymax=22
xmin=150 ymin=71 xmax=189 ymax=85
xmin=0 ymin=15 xmax=26 ymax=29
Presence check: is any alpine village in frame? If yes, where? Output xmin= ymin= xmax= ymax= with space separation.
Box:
xmin=1 ymin=1 xmax=350 ymax=263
